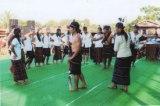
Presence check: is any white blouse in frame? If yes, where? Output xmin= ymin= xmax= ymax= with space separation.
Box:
xmin=93 ymin=34 xmax=103 ymax=48
xmin=81 ymin=32 xmax=92 ymax=48
xmin=51 ymin=34 xmax=62 ymax=46
xmin=114 ymin=35 xmax=132 ymax=58
xmin=34 ymin=35 xmax=43 ymax=47
xmin=42 ymin=34 xmax=51 ymax=48
xmin=24 ymin=36 xmax=33 ymax=52
xmin=10 ymin=38 xmax=22 ymax=60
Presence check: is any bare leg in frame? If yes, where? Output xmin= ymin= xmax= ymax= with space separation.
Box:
xmin=73 ymin=75 xmax=79 ymax=91
xmin=79 ymin=73 xmax=87 ymax=88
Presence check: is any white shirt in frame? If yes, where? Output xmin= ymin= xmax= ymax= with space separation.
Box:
xmin=114 ymin=35 xmax=132 ymax=58
xmin=10 ymin=38 xmax=22 ymax=60
xmin=130 ymin=32 xmax=142 ymax=49
xmin=24 ymin=36 xmax=33 ymax=51
xmin=42 ymin=34 xmax=51 ymax=48
xmin=34 ymin=35 xmax=43 ymax=47
xmin=93 ymin=34 xmax=103 ymax=48
xmin=81 ymin=32 xmax=92 ymax=48
xmin=62 ymin=33 xmax=70 ymax=46
xmin=51 ymin=34 xmax=62 ymax=46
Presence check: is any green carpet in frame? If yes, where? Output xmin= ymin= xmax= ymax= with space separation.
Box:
xmin=0 ymin=57 xmax=160 ymax=106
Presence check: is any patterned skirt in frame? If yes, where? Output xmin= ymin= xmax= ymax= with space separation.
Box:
xmin=112 ymin=57 xmax=132 ymax=85
xmin=53 ymin=46 xmax=62 ymax=60
xmin=103 ymin=45 xmax=114 ymax=58
xmin=94 ymin=47 xmax=103 ymax=63
xmin=10 ymin=60 xmax=28 ymax=82
xmin=35 ymin=47 xmax=44 ymax=63
xmin=43 ymin=48 xmax=51 ymax=56
xmin=69 ymin=52 xmax=82 ymax=75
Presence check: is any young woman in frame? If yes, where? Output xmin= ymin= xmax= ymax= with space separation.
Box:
xmin=42 ymin=31 xmax=51 ymax=65
xmin=102 ymin=25 xmax=114 ymax=69
xmin=9 ymin=28 xmax=28 ymax=84
xmin=23 ymin=31 xmax=35 ymax=69
xmin=68 ymin=21 xmax=87 ymax=91
xmin=109 ymin=22 xmax=132 ymax=92
xmin=81 ymin=26 xmax=92 ymax=64
xmin=62 ymin=26 xmax=71 ymax=61
xmin=92 ymin=27 xmax=103 ymax=64
xmin=51 ymin=28 xmax=63 ymax=63
xmin=33 ymin=30 xmax=44 ymax=66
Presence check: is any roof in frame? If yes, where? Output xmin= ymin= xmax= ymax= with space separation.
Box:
xmin=135 ymin=21 xmax=160 ymax=28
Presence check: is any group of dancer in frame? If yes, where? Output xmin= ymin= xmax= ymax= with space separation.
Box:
xmin=8 ymin=20 xmax=148 ymax=92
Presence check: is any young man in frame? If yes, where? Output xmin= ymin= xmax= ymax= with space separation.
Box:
xmin=129 ymin=26 xmax=142 ymax=67
xmin=81 ymin=26 xmax=92 ymax=64
xmin=68 ymin=21 xmax=87 ymax=91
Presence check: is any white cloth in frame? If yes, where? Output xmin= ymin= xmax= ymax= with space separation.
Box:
xmin=130 ymin=32 xmax=142 ymax=49
xmin=42 ymin=34 xmax=51 ymax=48
xmin=93 ymin=34 xmax=103 ymax=48
xmin=51 ymin=34 xmax=62 ymax=46
xmin=62 ymin=33 xmax=70 ymax=46
xmin=34 ymin=35 xmax=43 ymax=47
xmin=10 ymin=38 xmax=22 ymax=60
xmin=24 ymin=36 xmax=33 ymax=51
xmin=114 ymin=35 xmax=132 ymax=58
xmin=81 ymin=32 xmax=92 ymax=48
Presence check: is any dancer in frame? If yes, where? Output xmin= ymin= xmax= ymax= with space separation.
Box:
xmin=81 ymin=26 xmax=92 ymax=64
xmin=68 ymin=21 xmax=87 ymax=91
xmin=23 ymin=30 xmax=35 ymax=69
xmin=109 ymin=22 xmax=132 ymax=92
xmin=33 ymin=29 xmax=44 ymax=66
xmin=92 ymin=26 xmax=103 ymax=64
xmin=42 ymin=31 xmax=51 ymax=65
xmin=9 ymin=28 xmax=28 ymax=84
xmin=102 ymin=25 xmax=113 ymax=69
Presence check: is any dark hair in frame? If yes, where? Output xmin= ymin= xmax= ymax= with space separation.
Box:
xmin=98 ymin=26 xmax=102 ymax=33
xmin=14 ymin=28 xmax=21 ymax=43
xmin=70 ymin=21 xmax=81 ymax=33
xmin=83 ymin=26 xmax=87 ymax=31
xmin=36 ymin=32 xmax=41 ymax=42
xmin=56 ymin=28 xmax=61 ymax=37
xmin=116 ymin=22 xmax=128 ymax=41
xmin=103 ymin=25 xmax=111 ymax=30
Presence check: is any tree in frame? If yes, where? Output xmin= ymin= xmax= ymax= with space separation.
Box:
xmin=0 ymin=11 xmax=15 ymax=28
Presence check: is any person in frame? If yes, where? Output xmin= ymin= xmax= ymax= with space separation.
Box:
xmin=51 ymin=28 xmax=63 ymax=63
xmin=92 ymin=26 xmax=103 ymax=64
xmin=81 ymin=26 xmax=92 ymax=64
xmin=68 ymin=21 xmax=87 ymax=91
xmin=62 ymin=26 xmax=71 ymax=61
xmin=9 ymin=28 xmax=28 ymax=84
xmin=109 ymin=22 xmax=132 ymax=92
xmin=33 ymin=29 xmax=44 ymax=66
xmin=102 ymin=25 xmax=113 ymax=69
xmin=23 ymin=30 xmax=35 ymax=69
xmin=129 ymin=26 xmax=142 ymax=67
xmin=42 ymin=31 xmax=52 ymax=65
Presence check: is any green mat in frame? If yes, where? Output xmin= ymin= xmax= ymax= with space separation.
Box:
xmin=0 ymin=57 xmax=160 ymax=106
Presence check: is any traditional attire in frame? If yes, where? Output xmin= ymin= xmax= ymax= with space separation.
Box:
xmin=129 ymin=32 xmax=142 ymax=62
xmin=34 ymin=35 xmax=44 ymax=63
xmin=42 ymin=34 xmax=51 ymax=57
xmin=81 ymin=32 xmax=92 ymax=55
xmin=93 ymin=34 xmax=103 ymax=64
xmin=69 ymin=34 xmax=82 ymax=75
xmin=112 ymin=35 xmax=132 ymax=85
xmin=24 ymin=36 xmax=34 ymax=66
xmin=10 ymin=38 xmax=28 ymax=82
xmin=51 ymin=34 xmax=62 ymax=61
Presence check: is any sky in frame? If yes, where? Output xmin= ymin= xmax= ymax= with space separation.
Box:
xmin=0 ymin=0 xmax=160 ymax=25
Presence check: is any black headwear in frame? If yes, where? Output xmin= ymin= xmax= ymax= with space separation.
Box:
xmin=116 ymin=22 xmax=125 ymax=29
